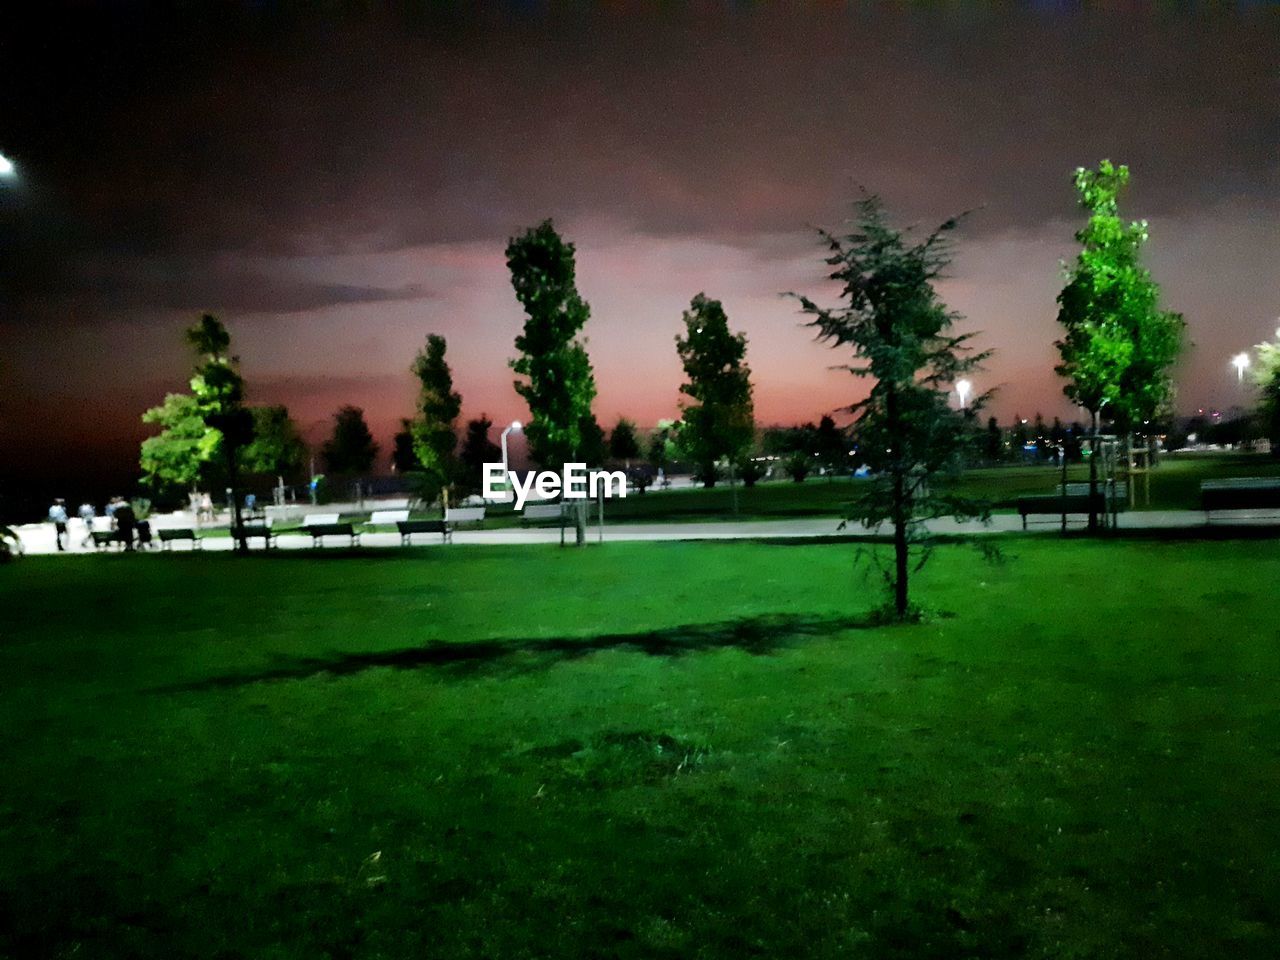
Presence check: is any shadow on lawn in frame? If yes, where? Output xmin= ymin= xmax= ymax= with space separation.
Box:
xmin=161 ymin=612 xmax=872 ymax=691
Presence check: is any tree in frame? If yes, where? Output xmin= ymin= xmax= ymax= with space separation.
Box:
xmin=507 ymin=220 xmax=599 ymax=470
xmin=577 ymin=413 xmax=608 ymax=468
xmin=647 ymin=420 xmax=678 ymax=477
xmin=675 ymin=293 xmax=755 ymax=487
xmin=1252 ymin=334 xmax=1280 ymax=453
xmin=1055 ymin=160 xmax=1186 ymax=527
xmin=243 ymin=405 xmax=306 ymax=479
xmin=322 ymin=406 xmax=378 ymax=474
xmin=140 ymin=392 xmax=218 ymax=493
xmin=409 ymin=334 xmax=462 ymax=488
xmin=984 ymin=416 xmax=1003 ymax=462
xmin=609 ymin=417 xmax=642 ymax=464
xmin=814 ymin=414 xmax=848 ymax=478
xmin=391 ymin=420 xmax=420 ymax=473
xmin=459 ymin=415 xmax=502 ymax=484
xmin=186 ymin=314 xmax=253 ymax=552
xmin=789 ymin=194 xmax=989 ymax=620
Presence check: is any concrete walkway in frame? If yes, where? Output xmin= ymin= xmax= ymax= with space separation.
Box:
xmin=9 ymin=509 xmax=1280 ymax=556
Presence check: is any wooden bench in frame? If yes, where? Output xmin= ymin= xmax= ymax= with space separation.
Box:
xmin=1201 ymin=478 xmax=1280 ymax=521
xmin=1016 ymin=493 xmax=1109 ymax=529
xmin=445 ymin=506 xmax=485 ymax=525
xmin=302 ymin=513 xmax=359 ymax=547
xmin=158 ymin=528 xmax=201 ymax=550
xmin=396 ymin=518 xmax=451 ymax=545
xmin=231 ymin=523 xmax=277 ymax=549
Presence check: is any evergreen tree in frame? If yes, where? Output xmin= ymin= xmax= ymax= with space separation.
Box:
xmin=675 ymin=293 xmax=755 ymax=487
xmin=322 ymin=406 xmax=378 ymax=475
xmin=790 ymin=195 xmax=989 ymax=620
xmin=609 ymin=418 xmax=642 ymax=464
xmin=459 ymin=415 xmax=502 ymax=483
xmin=409 ymin=334 xmax=462 ymax=489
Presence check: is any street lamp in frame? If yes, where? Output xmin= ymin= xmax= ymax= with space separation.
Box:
xmin=500 ymin=420 xmax=522 ymax=477
xmin=1232 ymin=352 xmax=1250 ymax=383
xmin=956 ymin=378 xmax=972 ymax=410
xmin=0 ymin=152 xmax=15 ymax=179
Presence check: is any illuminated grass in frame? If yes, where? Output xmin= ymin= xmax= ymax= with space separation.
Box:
xmin=1 ymin=538 xmax=1278 ymax=957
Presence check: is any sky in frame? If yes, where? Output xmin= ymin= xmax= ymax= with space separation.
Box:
xmin=1 ymin=2 xmax=1278 ymax=504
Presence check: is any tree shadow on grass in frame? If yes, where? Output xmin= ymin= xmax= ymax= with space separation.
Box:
xmin=160 ymin=612 xmax=874 ymax=692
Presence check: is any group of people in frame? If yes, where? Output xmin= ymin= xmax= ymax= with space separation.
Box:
xmin=48 ymin=497 xmax=151 ymax=551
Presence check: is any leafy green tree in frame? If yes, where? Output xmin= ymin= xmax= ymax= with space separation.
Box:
xmin=609 ymin=417 xmax=641 ymax=464
xmin=675 ymin=294 xmax=755 ymax=487
xmin=322 ymin=406 xmax=378 ymax=474
xmin=647 ymin=420 xmax=678 ymax=477
xmin=1252 ymin=335 xmax=1280 ymax=453
xmin=140 ymin=392 xmax=218 ymax=493
xmin=790 ymin=194 xmax=989 ymax=620
xmin=184 ymin=315 xmax=253 ymax=552
xmin=243 ymin=405 xmax=306 ymax=479
xmin=459 ymin=415 xmax=502 ymax=487
xmin=410 ymin=334 xmax=462 ymax=488
xmin=507 ymin=220 xmax=599 ymax=470
xmin=1055 ymin=160 xmax=1185 ymax=526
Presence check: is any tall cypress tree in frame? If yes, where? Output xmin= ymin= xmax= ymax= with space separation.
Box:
xmin=507 ymin=220 xmax=598 ymax=470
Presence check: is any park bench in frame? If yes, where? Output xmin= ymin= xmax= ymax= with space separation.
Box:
xmin=369 ymin=509 xmax=410 ymax=527
xmin=231 ymin=521 xmax=276 ymax=549
xmin=445 ymin=506 xmax=485 ymax=525
xmin=158 ymin=528 xmax=201 ymax=550
xmin=1016 ymin=493 xmax=1110 ymax=529
xmin=521 ymin=502 xmax=565 ymax=523
xmin=91 ymin=530 xmax=123 ymax=550
xmin=302 ymin=513 xmax=359 ymax=547
xmin=1201 ymin=478 xmax=1280 ymax=521
xmin=396 ymin=518 xmax=452 ymax=545
xmin=520 ymin=501 xmax=596 ymax=525
xmin=1057 ymin=482 xmax=1127 ymax=500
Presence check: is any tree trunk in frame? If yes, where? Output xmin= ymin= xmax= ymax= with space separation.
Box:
xmin=229 ymin=449 xmax=247 ymax=554
xmin=893 ymin=468 xmax=909 ymax=619
xmin=1087 ymin=408 xmax=1099 ymax=532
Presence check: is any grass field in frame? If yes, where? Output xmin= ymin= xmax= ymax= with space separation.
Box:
xmin=3 ymin=539 xmax=1279 ymax=957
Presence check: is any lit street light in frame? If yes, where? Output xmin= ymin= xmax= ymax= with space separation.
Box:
xmin=0 ymin=152 xmax=15 ymax=178
xmin=500 ymin=420 xmax=522 ymax=478
xmin=956 ymin=378 xmax=972 ymax=410
xmin=1232 ymin=352 xmax=1250 ymax=383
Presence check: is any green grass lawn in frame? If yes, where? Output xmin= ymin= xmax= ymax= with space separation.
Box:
xmin=3 ymin=539 xmax=1279 ymax=957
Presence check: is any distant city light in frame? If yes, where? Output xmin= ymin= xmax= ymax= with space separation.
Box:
xmin=1232 ymin=352 xmax=1250 ymax=382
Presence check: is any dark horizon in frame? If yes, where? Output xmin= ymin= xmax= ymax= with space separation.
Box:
xmin=3 ymin=3 xmax=1278 ymax=515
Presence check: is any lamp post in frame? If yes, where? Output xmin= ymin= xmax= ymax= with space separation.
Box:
xmin=1232 ymin=352 xmax=1250 ymax=383
xmin=500 ymin=420 xmax=522 ymax=477
xmin=956 ymin=378 xmax=972 ymax=411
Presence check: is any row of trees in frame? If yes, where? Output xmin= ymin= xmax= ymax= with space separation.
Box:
xmin=139 ymin=159 xmax=1185 ymax=607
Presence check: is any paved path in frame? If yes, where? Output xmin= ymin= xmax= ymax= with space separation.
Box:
xmin=10 ymin=510 xmax=1280 ymax=556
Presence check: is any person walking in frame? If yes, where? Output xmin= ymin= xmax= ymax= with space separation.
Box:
xmin=77 ymin=502 xmax=96 ymax=547
xmin=48 ymin=499 xmax=69 ymax=551
xmin=113 ymin=498 xmax=136 ymax=551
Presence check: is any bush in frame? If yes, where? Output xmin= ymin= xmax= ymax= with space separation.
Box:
xmin=784 ymin=452 xmax=812 ymax=483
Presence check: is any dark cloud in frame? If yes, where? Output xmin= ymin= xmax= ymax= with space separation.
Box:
xmin=0 ymin=4 xmax=1277 ymax=503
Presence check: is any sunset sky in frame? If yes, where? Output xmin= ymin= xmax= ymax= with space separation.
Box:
xmin=2 ymin=2 xmax=1278 ymax=500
